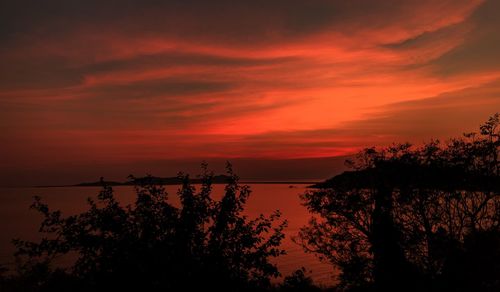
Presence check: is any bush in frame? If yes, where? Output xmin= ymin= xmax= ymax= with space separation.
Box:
xmin=300 ymin=114 xmax=500 ymax=291
xmin=7 ymin=163 xmax=287 ymax=292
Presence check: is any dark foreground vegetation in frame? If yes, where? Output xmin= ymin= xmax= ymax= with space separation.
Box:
xmin=0 ymin=164 xmax=312 ymax=292
xmin=300 ymin=114 xmax=500 ymax=291
xmin=1 ymin=114 xmax=500 ymax=292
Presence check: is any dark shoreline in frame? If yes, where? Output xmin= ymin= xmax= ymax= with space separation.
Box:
xmin=32 ymin=181 xmax=320 ymax=188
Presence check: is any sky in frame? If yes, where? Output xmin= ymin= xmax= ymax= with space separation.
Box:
xmin=1 ymin=0 xmax=500 ymax=186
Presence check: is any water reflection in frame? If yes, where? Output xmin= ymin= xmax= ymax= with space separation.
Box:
xmin=0 ymin=184 xmax=334 ymax=285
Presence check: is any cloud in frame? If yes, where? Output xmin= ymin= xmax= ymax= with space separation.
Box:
xmin=431 ymin=0 xmax=500 ymax=76
xmin=235 ymin=79 xmax=500 ymax=157
xmin=0 ymin=1 xmax=480 ymax=43
xmin=2 ymin=0 xmax=500 ymax=185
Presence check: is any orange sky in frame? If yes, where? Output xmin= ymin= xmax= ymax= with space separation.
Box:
xmin=2 ymin=0 xmax=500 ymax=185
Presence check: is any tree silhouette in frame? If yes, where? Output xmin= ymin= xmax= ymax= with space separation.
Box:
xmin=300 ymin=114 xmax=500 ymax=291
xmin=7 ymin=163 xmax=288 ymax=292
xmin=279 ymin=267 xmax=320 ymax=292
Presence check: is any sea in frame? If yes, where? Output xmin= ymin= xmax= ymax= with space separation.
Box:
xmin=0 ymin=183 xmax=336 ymax=286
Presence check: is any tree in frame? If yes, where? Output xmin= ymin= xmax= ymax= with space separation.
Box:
xmin=279 ymin=267 xmax=321 ymax=292
xmin=8 ymin=163 xmax=287 ymax=292
xmin=299 ymin=114 xmax=500 ymax=291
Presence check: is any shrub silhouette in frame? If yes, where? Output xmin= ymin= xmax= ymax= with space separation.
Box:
xmin=8 ymin=163 xmax=288 ymax=292
xmin=300 ymin=114 xmax=500 ymax=291
xmin=279 ymin=267 xmax=321 ymax=292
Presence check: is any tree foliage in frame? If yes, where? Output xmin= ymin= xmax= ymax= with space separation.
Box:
xmin=300 ymin=114 xmax=500 ymax=291
xmin=6 ymin=163 xmax=288 ymax=292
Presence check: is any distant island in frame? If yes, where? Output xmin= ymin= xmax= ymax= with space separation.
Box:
xmin=73 ymin=175 xmax=233 ymax=187
xmin=36 ymin=175 xmax=319 ymax=187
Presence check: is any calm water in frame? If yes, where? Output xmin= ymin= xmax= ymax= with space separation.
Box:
xmin=0 ymin=184 xmax=335 ymax=285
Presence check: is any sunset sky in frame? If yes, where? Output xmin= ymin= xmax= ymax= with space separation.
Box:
xmin=2 ymin=0 xmax=500 ymax=186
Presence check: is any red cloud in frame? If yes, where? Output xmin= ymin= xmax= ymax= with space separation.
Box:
xmin=2 ymin=0 xmax=500 ymax=185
